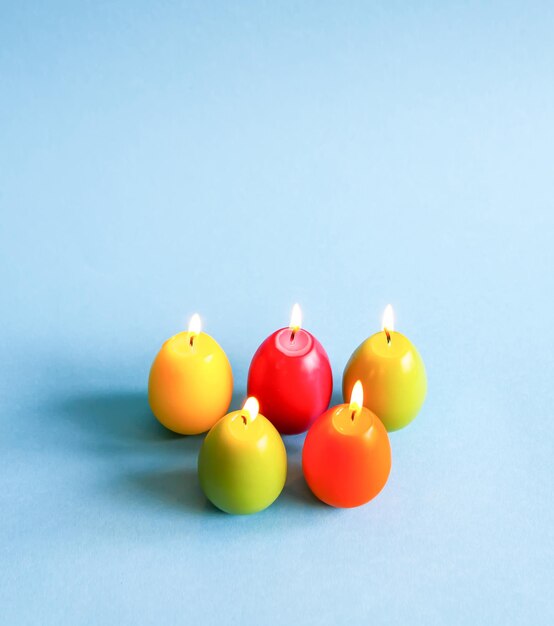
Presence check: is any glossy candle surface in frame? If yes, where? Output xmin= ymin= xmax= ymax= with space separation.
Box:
xmin=247 ymin=327 xmax=333 ymax=434
xmin=302 ymin=403 xmax=391 ymax=508
xmin=343 ymin=330 xmax=427 ymax=431
xmin=148 ymin=331 xmax=233 ymax=435
xmin=198 ymin=409 xmax=287 ymax=514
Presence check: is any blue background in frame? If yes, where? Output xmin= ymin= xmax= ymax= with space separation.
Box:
xmin=1 ymin=2 xmax=553 ymax=624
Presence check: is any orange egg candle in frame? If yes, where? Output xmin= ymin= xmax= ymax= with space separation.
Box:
xmin=302 ymin=381 xmax=391 ymax=508
xmin=343 ymin=305 xmax=427 ymax=431
xmin=148 ymin=314 xmax=233 ymax=435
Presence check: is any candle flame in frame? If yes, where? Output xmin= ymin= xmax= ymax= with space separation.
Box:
xmin=289 ymin=303 xmax=302 ymax=332
xmin=188 ymin=313 xmax=202 ymax=336
xmin=382 ymin=304 xmax=394 ymax=333
xmin=242 ymin=396 xmax=259 ymax=425
xmin=349 ymin=380 xmax=364 ymax=416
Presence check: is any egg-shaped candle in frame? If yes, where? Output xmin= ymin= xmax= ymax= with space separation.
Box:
xmin=303 ymin=381 xmax=391 ymax=508
xmin=343 ymin=305 xmax=427 ymax=431
xmin=198 ymin=397 xmax=287 ymax=515
xmin=247 ymin=304 xmax=333 ymax=435
xmin=148 ymin=314 xmax=233 ymax=435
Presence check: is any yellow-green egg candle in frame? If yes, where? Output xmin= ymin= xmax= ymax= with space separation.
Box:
xmin=342 ymin=305 xmax=427 ymax=431
xmin=198 ymin=397 xmax=287 ymax=514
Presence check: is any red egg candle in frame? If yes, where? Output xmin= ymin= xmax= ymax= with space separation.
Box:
xmin=302 ymin=381 xmax=391 ymax=508
xmin=247 ymin=304 xmax=333 ymax=435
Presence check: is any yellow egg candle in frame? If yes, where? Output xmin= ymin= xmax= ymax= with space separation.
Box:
xmin=342 ymin=305 xmax=427 ymax=431
xmin=148 ymin=314 xmax=233 ymax=435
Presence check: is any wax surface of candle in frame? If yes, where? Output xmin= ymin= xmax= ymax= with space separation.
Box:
xmin=148 ymin=330 xmax=233 ymax=435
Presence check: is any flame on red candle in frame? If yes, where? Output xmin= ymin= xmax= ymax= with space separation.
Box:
xmin=289 ymin=303 xmax=302 ymax=338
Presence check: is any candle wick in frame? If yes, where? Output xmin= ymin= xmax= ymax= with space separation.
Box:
xmin=189 ymin=335 xmax=195 ymax=347
xmin=241 ymin=414 xmax=247 ymax=426
xmin=351 ymin=410 xmax=356 ymax=422
xmin=290 ymin=329 xmax=296 ymax=342
xmin=384 ymin=328 xmax=391 ymax=344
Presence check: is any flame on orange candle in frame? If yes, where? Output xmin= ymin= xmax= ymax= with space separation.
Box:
xmin=349 ymin=380 xmax=364 ymax=420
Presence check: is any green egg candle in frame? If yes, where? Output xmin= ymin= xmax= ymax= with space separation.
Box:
xmin=198 ymin=397 xmax=287 ymax=514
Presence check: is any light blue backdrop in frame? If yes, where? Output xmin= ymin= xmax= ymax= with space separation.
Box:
xmin=1 ymin=2 xmax=552 ymax=624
